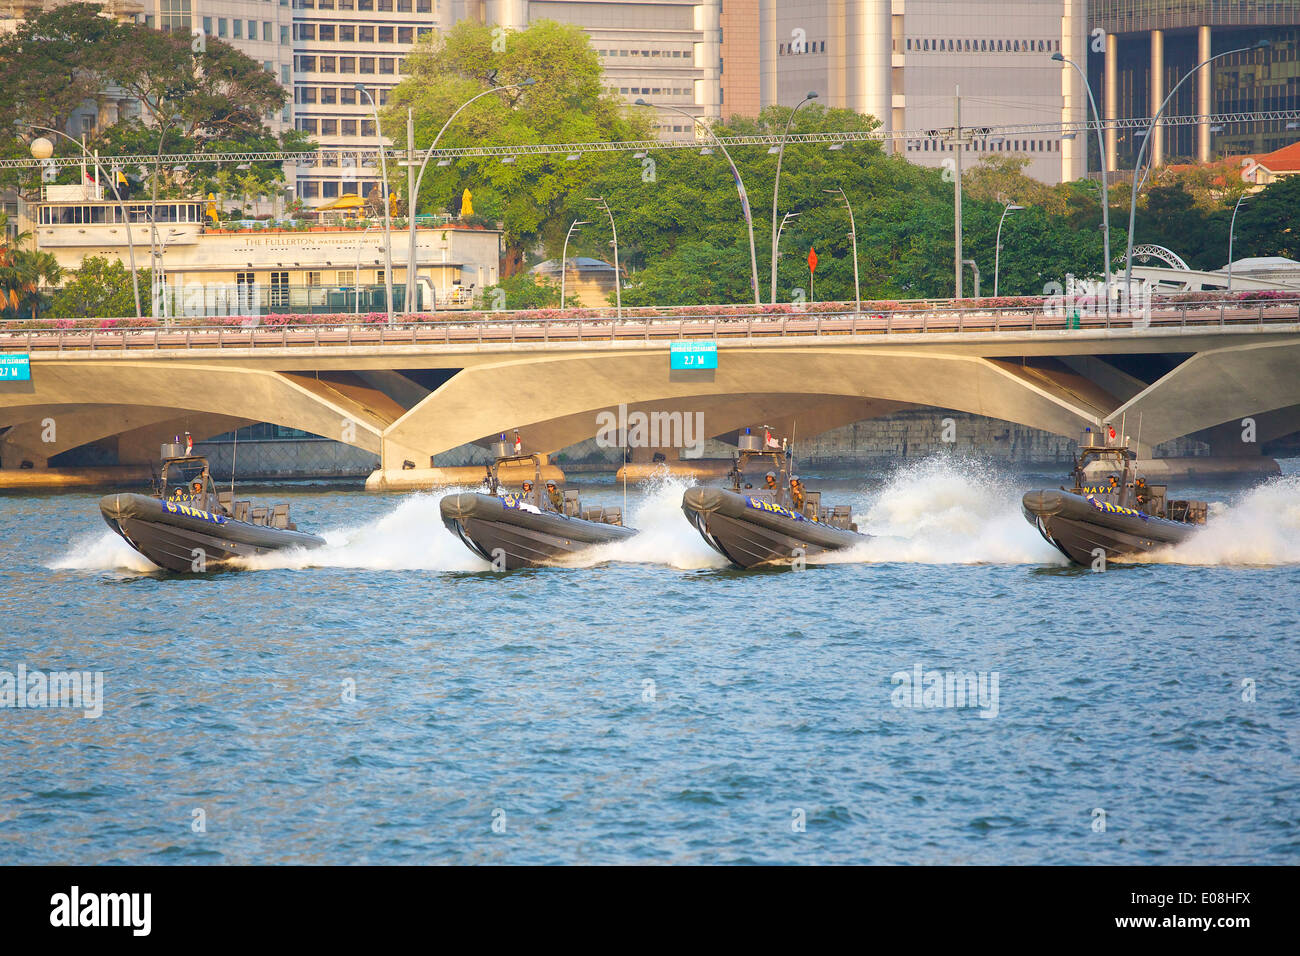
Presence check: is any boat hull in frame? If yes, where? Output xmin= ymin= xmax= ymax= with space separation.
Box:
xmin=440 ymin=492 xmax=637 ymax=569
xmin=1021 ymin=489 xmax=1195 ymax=566
xmin=682 ymin=486 xmax=867 ymax=569
xmin=100 ymin=493 xmax=325 ymax=573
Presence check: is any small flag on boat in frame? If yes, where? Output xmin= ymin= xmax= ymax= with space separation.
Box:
xmin=184 ymin=432 xmax=193 ymax=454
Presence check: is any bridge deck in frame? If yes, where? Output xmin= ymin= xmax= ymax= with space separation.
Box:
xmin=2 ymin=302 xmax=1297 ymax=354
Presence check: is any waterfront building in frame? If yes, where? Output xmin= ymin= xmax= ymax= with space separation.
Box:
xmin=32 ymin=183 xmax=501 ymax=314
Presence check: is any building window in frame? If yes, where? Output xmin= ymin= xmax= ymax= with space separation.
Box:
xmin=305 ymin=270 xmax=322 ymax=286
xmin=270 ymin=271 xmax=289 ymax=307
xmin=359 ymin=26 xmax=374 ymax=42
xmin=320 ymin=56 xmax=336 ymax=73
xmin=379 ymin=26 xmax=393 ymax=43
xmin=319 ymin=24 xmax=335 ymax=41
xmin=341 ymin=119 xmax=357 ymax=136
xmin=339 ymin=56 xmax=355 ymax=72
xmin=218 ymin=18 xmax=227 ymax=37
xmin=341 ymin=87 xmax=357 ymax=105
xmin=340 ymin=25 xmax=354 ymax=42
xmin=321 ymin=87 xmax=336 ymax=104
xmin=361 ymin=119 xmax=376 ymax=137
xmin=337 ymin=270 xmax=355 ymax=286
xmin=379 ymin=58 xmax=394 ymax=74
xmin=320 ymin=119 xmax=337 ymax=135
xmin=398 ymin=27 xmax=413 ymax=45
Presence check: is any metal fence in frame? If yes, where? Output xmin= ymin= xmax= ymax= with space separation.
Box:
xmin=2 ymin=298 xmax=1297 ymax=353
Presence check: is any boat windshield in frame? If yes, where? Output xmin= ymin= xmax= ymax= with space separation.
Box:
xmin=162 ymin=459 xmax=208 ymax=495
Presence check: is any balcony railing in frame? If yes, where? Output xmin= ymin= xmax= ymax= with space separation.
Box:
xmin=2 ymin=297 xmax=1297 ymax=353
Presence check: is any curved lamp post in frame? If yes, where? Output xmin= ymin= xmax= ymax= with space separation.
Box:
xmin=993 ymin=201 xmax=1024 ymax=297
xmin=769 ymin=91 xmax=818 ymax=303
xmin=636 ymin=99 xmax=761 ymax=306
xmin=585 ymin=196 xmax=620 ymax=318
xmin=560 ymin=218 xmax=589 ymax=308
xmin=150 ymin=112 xmax=184 ymax=322
xmin=356 ymin=84 xmax=394 ymax=323
xmin=823 ymin=187 xmax=860 ymax=313
xmin=1123 ymin=40 xmax=1269 ymax=296
xmin=403 ymin=79 xmax=534 ymax=314
xmin=1051 ymin=52 xmax=1112 ymax=313
xmin=24 ymin=124 xmax=142 ymax=320
xmin=1227 ymin=193 xmax=1248 ymax=291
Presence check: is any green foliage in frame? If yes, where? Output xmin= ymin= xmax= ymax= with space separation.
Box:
xmin=48 ymin=256 xmax=151 ymax=319
xmin=0 ymin=3 xmax=296 ymax=200
xmin=386 ymin=19 xmax=651 ymax=264
xmin=482 ymin=270 xmax=577 ymax=310
xmin=1 ymin=213 xmax=63 ymax=318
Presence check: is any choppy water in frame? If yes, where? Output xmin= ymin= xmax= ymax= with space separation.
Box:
xmin=2 ymin=457 xmax=1298 ymax=864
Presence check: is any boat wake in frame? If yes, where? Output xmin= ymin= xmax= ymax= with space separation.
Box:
xmin=825 ymin=456 xmax=1068 ymax=566
xmin=560 ymin=471 xmax=729 ymax=570
xmin=50 ymin=529 xmax=162 ymax=574
xmin=1143 ymin=474 xmax=1300 ymax=566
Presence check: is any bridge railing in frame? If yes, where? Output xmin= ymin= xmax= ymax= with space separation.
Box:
xmin=1 ymin=298 xmax=1297 ymax=352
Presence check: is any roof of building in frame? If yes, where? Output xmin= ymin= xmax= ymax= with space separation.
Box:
xmin=1243 ymin=140 xmax=1300 ymax=174
xmin=530 ymin=257 xmax=617 ymax=275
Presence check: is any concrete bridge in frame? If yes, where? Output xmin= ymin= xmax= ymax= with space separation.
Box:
xmin=2 ymin=298 xmax=1298 ymax=485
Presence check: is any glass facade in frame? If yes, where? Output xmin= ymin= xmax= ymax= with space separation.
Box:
xmin=1089 ymin=16 xmax=1300 ymax=165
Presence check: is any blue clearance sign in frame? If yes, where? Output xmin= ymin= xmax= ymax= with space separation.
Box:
xmin=670 ymin=340 xmax=718 ymax=370
xmin=0 ymin=354 xmax=31 ymax=381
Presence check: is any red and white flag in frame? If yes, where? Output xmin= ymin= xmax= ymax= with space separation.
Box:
xmin=184 ymin=432 xmax=193 ymax=454
xmin=764 ymin=428 xmax=780 ymax=449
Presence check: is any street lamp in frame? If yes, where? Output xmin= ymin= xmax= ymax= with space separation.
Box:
xmin=1227 ymin=194 xmax=1248 ymax=291
xmin=560 ymin=218 xmax=589 ymax=308
xmin=150 ymin=112 xmax=184 ymax=323
xmin=356 ymin=83 xmax=394 ymax=323
xmin=823 ymin=187 xmax=860 ymax=313
xmin=1052 ymin=52 xmax=1112 ymax=313
xmin=636 ymin=99 xmax=761 ymax=306
xmin=23 ymin=123 xmax=142 ymax=320
xmin=402 ymin=79 xmax=534 ymax=315
xmin=1124 ymin=40 xmax=1270 ymax=296
xmin=774 ymin=211 xmax=800 ymax=276
xmin=585 ymin=196 xmax=620 ymax=318
xmin=769 ymin=91 xmax=818 ymax=303
xmin=993 ymin=201 xmax=1024 ymax=297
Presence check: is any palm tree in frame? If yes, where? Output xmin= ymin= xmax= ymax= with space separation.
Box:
xmin=1 ymin=213 xmax=64 ymax=319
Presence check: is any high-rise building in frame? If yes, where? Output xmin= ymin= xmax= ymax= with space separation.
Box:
xmin=453 ymin=1 xmax=722 ymax=140
xmin=1088 ymin=0 xmax=1300 ymax=172
xmin=290 ymin=0 xmax=437 ymax=202
xmin=758 ymin=0 xmax=1088 ymax=185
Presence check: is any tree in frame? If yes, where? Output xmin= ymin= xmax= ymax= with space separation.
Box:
xmin=1 ymin=215 xmax=63 ymax=319
xmin=48 ymin=256 xmax=151 ymax=319
xmin=481 ymin=271 xmax=574 ymax=311
xmin=1231 ymin=175 xmax=1300 ymax=262
xmin=0 ymin=4 xmax=300 ymax=201
xmin=387 ymin=20 xmax=651 ymax=273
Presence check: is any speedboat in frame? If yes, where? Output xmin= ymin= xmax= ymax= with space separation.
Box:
xmin=682 ymin=426 xmax=867 ymax=568
xmin=100 ymin=439 xmax=324 ymax=573
xmin=440 ymin=437 xmax=636 ymax=569
xmin=1022 ymin=428 xmax=1207 ymax=566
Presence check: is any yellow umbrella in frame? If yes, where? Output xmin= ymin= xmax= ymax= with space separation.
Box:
xmin=461 ymin=188 xmax=473 ymax=217
xmin=205 ymin=192 xmax=218 ymax=222
xmin=316 ymin=193 xmax=366 ymax=211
